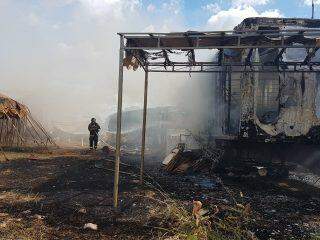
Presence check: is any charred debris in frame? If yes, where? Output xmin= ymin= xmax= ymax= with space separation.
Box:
xmin=115 ymin=17 xmax=320 ymax=180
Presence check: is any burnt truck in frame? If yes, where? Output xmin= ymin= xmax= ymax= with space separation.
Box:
xmin=213 ymin=18 xmax=320 ymax=175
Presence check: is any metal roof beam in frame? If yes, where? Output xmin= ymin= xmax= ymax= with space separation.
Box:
xmin=124 ymin=29 xmax=320 ymax=50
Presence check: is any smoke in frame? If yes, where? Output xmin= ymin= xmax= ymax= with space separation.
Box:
xmin=0 ymin=0 xmax=189 ymax=129
xmin=0 ymin=0 xmax=283 ymax=134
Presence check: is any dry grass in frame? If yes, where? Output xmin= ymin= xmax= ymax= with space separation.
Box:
xmin=156 ymin=199 xmax=256 ymax=240
xmin=0 ymin=190 xmax=47 ymax=239
xmin=143 ymin=176 xmax=255 ymax=240
xmin=311 ymin=235 xmax=320 ymax=240
xmin=0 ymin=218 xmax=50 ymax=240
xmin=0 ymin=190 xmax=43 ymax=204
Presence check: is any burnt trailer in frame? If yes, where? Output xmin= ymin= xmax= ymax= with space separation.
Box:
xmin=113 ymin=17 xmax=320 ymax=207
xmin=214 ymin=18 xmax=320 ymax=174
xmin=216 ymin=18 xmax=320 ymax=140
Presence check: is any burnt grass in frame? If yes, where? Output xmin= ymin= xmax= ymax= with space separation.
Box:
xmin=0 ymin=148 xmax=319 ymax=239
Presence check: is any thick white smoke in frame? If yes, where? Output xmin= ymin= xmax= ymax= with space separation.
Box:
xmin=0 ymin=0 xmax=188 ymax=129
xmin=0 ymin=0 xmax=283 ymax=133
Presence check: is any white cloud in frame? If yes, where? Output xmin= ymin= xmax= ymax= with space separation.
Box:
xmin=202 ymin=3 xmax=221 ymax=14
xmin=304 ymin=0 xmax=320 ymax=5
xmin=207 ymin=6 xmax=282 ymax=30
xmin=27 ymin=13 xmax=40 ymax=26
xmin=58 ymin=42 xmax=72 ymax=51
xmin=162 ymin=0 xmax=181 ymax=15
xmin=147 ymin=3 xmax=156 ymax=12
xmin=232 ymin=0 xmax=271 ymax=7
xmin=79 ymin=0 xmax=141 ymax=18
xmin=0 ymin=0 xmax=10 ymax=8
xmin=260 ymin=9 xmax=282 ymax=17
xmin=52 ymin=24 xmax=60 ymax=30
xmin=40 ymin=0 xmax=77 ymax=8
xmin=143 ymin=24 xmax=155 ymax=32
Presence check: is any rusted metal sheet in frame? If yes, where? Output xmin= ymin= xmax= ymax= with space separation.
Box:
xmin=124 ymin=31 xmax=320 ymax=50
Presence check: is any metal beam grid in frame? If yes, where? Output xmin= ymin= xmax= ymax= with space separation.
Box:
xmin=119 ymin=29 xmax=320 ymax=73
xmin=147 ymin=62 xmax=320 ymax=73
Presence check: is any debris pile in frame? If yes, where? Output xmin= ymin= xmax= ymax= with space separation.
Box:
xmin=162 ymin=143 xmax=223 ymax=173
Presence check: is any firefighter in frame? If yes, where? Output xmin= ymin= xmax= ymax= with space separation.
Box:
xmin=88 ymin=118 xmax=100 ymax=149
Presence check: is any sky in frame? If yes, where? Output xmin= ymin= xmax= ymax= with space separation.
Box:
xmin=0 ymin=0 xmax=319 ymax=128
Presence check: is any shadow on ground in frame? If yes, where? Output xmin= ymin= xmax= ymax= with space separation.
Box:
xmin=0 ymin=150 xmax=160 ymax=239
xmin=0 ymin=149 xmax=319 ymax=239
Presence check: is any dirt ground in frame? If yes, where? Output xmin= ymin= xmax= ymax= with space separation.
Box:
xmin=0 ymin=148 xmax=319 ymax=239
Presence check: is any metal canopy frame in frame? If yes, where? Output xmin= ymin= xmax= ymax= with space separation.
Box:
xmin=122 ymin=29 xmax=320 ymax=73
xmin=112 ymin=29 xmax=320 ymax=208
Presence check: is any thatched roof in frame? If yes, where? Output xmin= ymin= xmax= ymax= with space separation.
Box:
xmin=0 ymin=93 xmax=29 ymax=119
xmin=0 ymin=93 xmax=56 ymax=148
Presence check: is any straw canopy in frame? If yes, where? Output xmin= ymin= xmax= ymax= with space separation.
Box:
xmin=0 ymin=93 xmax=56 ymax=148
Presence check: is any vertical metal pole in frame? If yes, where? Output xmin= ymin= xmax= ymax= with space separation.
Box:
xmin=227 ymin=66 xmax=232 ymax=133
xmin=312 ymin=0 xmax=315 ymax=19
xmin=113 ymin=35 xmax=124 ymax=209
xmin=253 ymin=48 xmax=260 ymax=116
xmin=140 ymin=69 xmax=149 ymax=184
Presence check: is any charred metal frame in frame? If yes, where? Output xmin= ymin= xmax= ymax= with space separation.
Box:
xmin=113 ymin=29 xmax=320 ymax=208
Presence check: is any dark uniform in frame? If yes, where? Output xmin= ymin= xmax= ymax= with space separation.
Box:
xmin=88 ymin=118 xmax=101 ymax=149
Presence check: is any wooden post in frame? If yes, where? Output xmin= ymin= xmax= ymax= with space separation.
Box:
xmin=113 ymin=35 xmax=125 ymax=209
xmin=140 ymin=69 xmax=149 ymax=184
